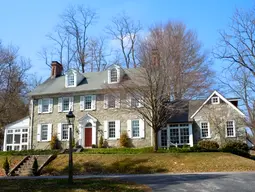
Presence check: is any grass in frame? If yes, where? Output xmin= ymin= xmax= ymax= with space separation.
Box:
xmin=0 ymin=156 xmax=24 ymax=176
xmin=42 ymin=152 xmax=255 ymax=175
xmin=0 ymin=178 xmax=150 ymax=192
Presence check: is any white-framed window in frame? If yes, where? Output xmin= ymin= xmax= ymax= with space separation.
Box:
xmin=211 ymin=96 xmax=220 ymax=104
xmin=127 ymin=119 xmax=145 ymax=138
xmin=67 ymin=73 xmax=75 ymax=86
xmin=38 ymin=98 xmax=53 ymax=113
xmin=104 ymin=120 xmax=121 ymax=140
xmin=21 ymin=133 xmax=28 ymax=143
xmin=58 ymin=97 xmax=73 ymax=112
xmin=110 ymin=68 xmax=117 ymax=83
xmin=41 ymin=124 xmax=49 ymax=141
xmin=226 ymin=120 xmax=235 ymax=137
xmin=132 ymin=120 xmax=140 ymax=137
xmin=108 ymin=66 xmax=121 ymax=84
xmin=161 ymin=129 xmax=167 ymax=147
xmin=37 ymin=124 xmax=52 ymax=142
xmin=104 ymin=93 xmax=120 ymax=109
xmin=80 ymin=95 xmax=96 ymax=111
xmin=200 ymin=122 xmax=210 ymax=138
xmin=108 ymin=121 xmax=116 ymax=138
xmin=62 ymin=124 xmax=69 ymax=140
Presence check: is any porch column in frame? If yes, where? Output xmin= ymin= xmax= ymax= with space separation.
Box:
xmin=92 ymin=121 xmax=96 ymax=145
xmin=78 ymin=124 xmax=82 ymax=146
xmin=3 ymin=128 xmax=7 ymax=151
xmin=189 ymin=123 xmax=193 ymax=147
xmin=167 ymin=126 xmax=170 ymax=148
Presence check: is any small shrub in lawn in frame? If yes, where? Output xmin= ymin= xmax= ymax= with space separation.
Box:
xmin=2 ymin=157 xmax=10 ymax=175
xmin=119 ymin=132 xmax=130 ymax=148
xmin=50 ymin=134 xmax=59 ymax=150
xmin=222 ymin=141 xmax=249 ymax=152
xmin=198 ymin=140 xmax=219 ymax=151
xmin=98 ymin=135 xmax=104 ymax=148
xmin=190 ymin=144 xmax=202 ymax=152
xmin=32 ymin=157 xmax=39 ymax=176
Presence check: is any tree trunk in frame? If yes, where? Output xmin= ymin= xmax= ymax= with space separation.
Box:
xmin=153 ymin=130 xmax=158 ymax=152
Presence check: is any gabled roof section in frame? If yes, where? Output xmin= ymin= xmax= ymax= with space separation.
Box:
xmin=78 ymin=113 xmax=98 ymax=123
xmin=190 ymin=90 xmax=245 ymax=119
xmin=5 ymin=116 xmax=30 ymax=129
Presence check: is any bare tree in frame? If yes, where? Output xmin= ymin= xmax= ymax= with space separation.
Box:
xmin=106 ymin=13 xmax=142 ymax=68
xmin=114 ymin=21 xmax=212 ymax=151
xmin=38 ymin=47 xmax=54 ymax=68
xmin=62 ymin=5 xmax=97 ymax=73
xmin=87 ymin=37 xmax=109 ymax=72
xmin=0 ymin=41 xmax=31 ymax=143
xmin=215 ymin=7 xmax=255 ymax=136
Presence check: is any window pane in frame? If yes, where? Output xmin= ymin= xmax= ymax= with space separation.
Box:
xmin=226 ymin=121 xmax=234 ymax=136
xmin=6 ymin=134 xmax=13 ymax=144
xmin=131 ymin=97 xmax=139 ymax=108
xmin=161 ymin=129 xmax=167 ymax=147
xmin=110 ymin=68 xmax=117 ymax=82
xmin=41 ymin=125 xmax=48 ymax=141
xmin=22 ymin=134 xmax=28 ymax=143
xmin=170 ymin=128 xmax=179 ymax=144
xmin=108 ymin=121 xmax=115 ymax=138
xmin=63 ymin=98 xmax=70 ymax=111
xmin=108 ymin=95 xmax=115 ymax=108
xmin=85 ymin=95 xmax=92 ymax=109
xmin=42 ymin=99 xmax=49 ymax=112
xmin=7 ymin=130 xmax=13 ymax=133
xmin=132 ymin=120 xmax=139 ymax=137
xmin=15 ymin=129 xmax=20 ymax=132
xmin=22 ymin=145 xmax=27 ymax=150
xmin=14 ymin=146 xmax=20 ymax=151
xmin=62 ymin=124 xmax=69 ymax=140
xmin=180 ymin=128 xmax=189 ymax=144
xmin=7 ymin=146 xmax=12 ymax=151
xmin=14 ymin=134 xmax=21 ymax=144
xmin=22 ymin=129 xmax=28 ymax=132
xmin=201 ymin=122 xmax=209 ymax=138
xmin=68 ymin=74 xmax=74 ymax=86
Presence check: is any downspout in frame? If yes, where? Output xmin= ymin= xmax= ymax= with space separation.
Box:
xmin=30 ymin=98 xmax=34 ymax=150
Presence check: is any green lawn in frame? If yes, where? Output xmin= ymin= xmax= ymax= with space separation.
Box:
xmin=42 ymin=152 xmax=255 ymax=175
xmin=0 ymin=156 xmax=24 ymax=176
xmin=0 ymin=178 xmax=150 ymax=192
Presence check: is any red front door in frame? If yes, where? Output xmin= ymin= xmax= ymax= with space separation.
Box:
xmin=85 ymin=128 xmax=92 ymax=147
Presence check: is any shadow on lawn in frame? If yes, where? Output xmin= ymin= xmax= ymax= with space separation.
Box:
xmin=44 ymin=158 xmax=166 ymax=175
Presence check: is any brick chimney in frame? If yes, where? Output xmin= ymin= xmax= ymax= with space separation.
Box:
xmin=51 ymin=61 xmax=63 ymax=78
xmin=151 ymin=48 xmax=160 ymax=66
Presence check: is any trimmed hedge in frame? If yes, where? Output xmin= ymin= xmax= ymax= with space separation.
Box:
xmin=222 ymin=141 xmax=249 ymax=152
xmin=198 ymin=140 xmax=219 ymax=151
xmin=0 ymin=149 xmax=59 ymax=156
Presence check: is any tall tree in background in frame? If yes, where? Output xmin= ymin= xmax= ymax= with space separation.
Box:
xmin=106 ymin=13 xmax=142 ymax=68
xmin=119 ymin=21 xmax=213 ymax=151
xmin=62 ymin=5 xmax=97 ymax=73
xmin=0 ymin=41 xmax=30 ymax=144
xmin=215 ymin=7 xmax=255 ymax=136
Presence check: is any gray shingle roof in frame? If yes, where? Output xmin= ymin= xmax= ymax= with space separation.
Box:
xmin=28 ymin=68 xmax=139 ymax=97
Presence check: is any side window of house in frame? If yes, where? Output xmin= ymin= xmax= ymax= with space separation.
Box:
xmin=104 ymin=93 xmax=120 ymax=109
xmin=38 ymin=98 xmax=53 ymax=113
xmin=62 ymin=124 xmax=69 ymax=140
xmin=37 ymin=124 xmax=52 ymax=142
xmin=103 ymin=120 xmax=120 ymax=139
xmin=211 ymin=96 xmax=220 ymax=104
xmin=128 ymin=94 xmax=143 ymax=108
xmin=80 ymin=95 xmax=96 ymax=110
xmin=226 ymin=120 xmax=235 ymax=137
xmin=200 ymin=122 xmax=210 ymax=138
xmin=58 ymin=97 xmax=73 ymax=112
xmin=127 ymin=119 xmax=145 ymax=138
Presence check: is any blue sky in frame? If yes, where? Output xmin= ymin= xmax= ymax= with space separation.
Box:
xmin=0 ymin=0 xmax=253 ymax=79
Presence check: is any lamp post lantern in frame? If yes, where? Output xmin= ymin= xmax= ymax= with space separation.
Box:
xmin=66 ymin=110 xmax=75 ymax=185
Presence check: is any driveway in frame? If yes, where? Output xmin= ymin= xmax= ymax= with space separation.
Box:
xmin=0 ymin=172 xmax=254 ymax=191
xmin=121 ymin=172 xmax=255 ymax=192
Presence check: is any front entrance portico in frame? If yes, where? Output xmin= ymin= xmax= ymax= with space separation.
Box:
xmin=78 ymin=113 xmax=97 ymax=148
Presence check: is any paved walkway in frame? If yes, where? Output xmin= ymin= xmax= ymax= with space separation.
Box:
xmin=1 ymin=172 xmax=255 ymax=191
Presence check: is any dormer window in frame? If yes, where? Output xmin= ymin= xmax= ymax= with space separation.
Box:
xmin=108 ymin=65 xmax=122 ymax=84
xmin=110 ymin=68 xmax=117 ymax=83
xmin=68 ymin=73 xmax=75 ymax=86
xmin=211 ymin=96 xmax=220 ymax=104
